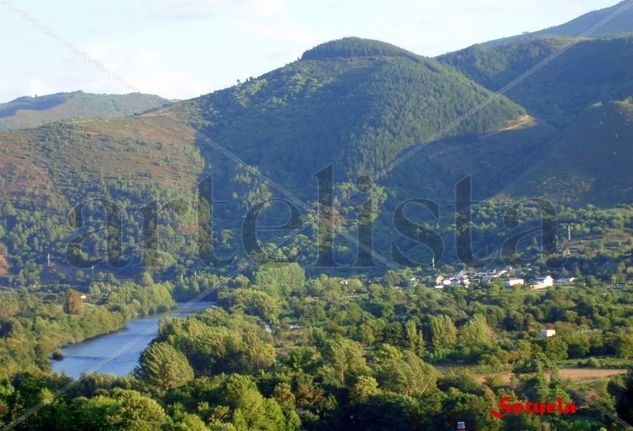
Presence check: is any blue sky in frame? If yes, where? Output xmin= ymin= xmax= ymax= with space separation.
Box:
xmin=0 ymin=0 xmax=621 ymax=101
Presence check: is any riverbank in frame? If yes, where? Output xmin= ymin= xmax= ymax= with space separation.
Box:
xmin=52 ymin=301 xmax=214 ymax=378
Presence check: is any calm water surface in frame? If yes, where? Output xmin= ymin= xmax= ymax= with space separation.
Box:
xmin=51 ymin=302 xmax=213 ymax=379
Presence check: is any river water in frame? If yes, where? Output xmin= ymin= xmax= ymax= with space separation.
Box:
xmin=51 ymin=302 xmax=213 ymax=379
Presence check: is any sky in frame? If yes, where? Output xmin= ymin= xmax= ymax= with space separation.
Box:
xmin=0 ymin=0 xmax=622 ymax=102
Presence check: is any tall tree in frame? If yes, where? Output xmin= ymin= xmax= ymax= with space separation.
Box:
xmin=135 ymin=342 xmax=194 ymax=390
xmin=63 ymin=290 xmax=83 ymax=315
xmin=430 ymin=315 xmax=458 ymax=352
xmin=374 ymin=344 xmax=436 ymax=396
xmin=405 ymin=319 xmax=425 ymax=356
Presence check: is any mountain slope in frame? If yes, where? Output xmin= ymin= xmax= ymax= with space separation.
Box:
xmin=0 ymin=37 xmax=528 ymax=216
xmin=0 ymin=91 xmax=171 ymax=130
xmin=0 ymin=37 xmax=530 ymax=278
xmin=506 ymin=99 xmax=633 ymax=206
xmin=177 ymin=37 xmax=525 ymax=192
xmin=383 ymin=116 xmax=555 ymax=202
xmin=485 ymin=0 xmax=633 ymax=47
xmin=1 ymin=35 xmax=631 ymax=281
xmin=439 ymin=35 xmax=633 ymax=125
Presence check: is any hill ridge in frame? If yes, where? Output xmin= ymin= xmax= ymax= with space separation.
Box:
xmin=0 ymin=91 xmax=171 ymax=130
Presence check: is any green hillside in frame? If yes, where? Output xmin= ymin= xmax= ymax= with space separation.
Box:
xmin=0 ymin=36 xmax=631 ymax=280
xmin=438 ymin=37 xmax=569 ymax=92
xmin=0 ymin=37 xmax=529 ymax=279
xmin=0 ymin=37 xmax=528 ymax=203
xmin=439 ymin=35 xmax=633 ymax=125
xmin=180 ymin=37 xmax=525 ymax=192
xmin=485 ymin=0 xmax=633 ymax=47
xmin=506 ymin=99 xmax=633 ymax=206
xmin=0 ymin=91 xmax=171 ymax=130
xmin=383 ymin=116 xmax=554 ymax=202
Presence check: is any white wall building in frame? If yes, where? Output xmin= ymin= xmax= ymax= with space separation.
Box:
xmin=532 ymin=275 xmax=554 ymax=289
xmin=504 ymin=278 xmax=525 ymax=287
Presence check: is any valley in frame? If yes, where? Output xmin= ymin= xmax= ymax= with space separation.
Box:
xmin=0 ymin=1 xmax=632 ymax=430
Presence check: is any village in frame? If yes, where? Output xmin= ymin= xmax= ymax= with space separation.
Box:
xmin=393 ymin=266 xmax=581 ymax=291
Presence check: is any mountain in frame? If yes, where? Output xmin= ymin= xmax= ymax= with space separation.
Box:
xmin=506 ymin=99 xmax=633 ymax=206
xmin=0 ymin=37 xmax=529 ymax=277
xmin=1 ymin=38 xmax=526 ymax=198
xmin=485 ymin=0 xmax=633 ymax=47
xmin=438 ymin=33 xmax=633 ymax=206
xmin=177 ymin=37 xmax=525 ymax=192
xmin=0 ymin=91 xmax=171 ymax=130
xmin=0 ymin=34 xmax=632 ymax=280
xmin=438 ymin=35 xmax=633 ymax=125
xmin=0 ymin=112 xmax=203 ymax=208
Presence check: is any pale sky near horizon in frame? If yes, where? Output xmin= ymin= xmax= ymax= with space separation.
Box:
xmin=0 ymin=0 xmax=622 ymax=102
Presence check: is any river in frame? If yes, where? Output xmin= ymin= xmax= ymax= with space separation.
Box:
xmin=51 ymin=302 xmax=214 ymax=379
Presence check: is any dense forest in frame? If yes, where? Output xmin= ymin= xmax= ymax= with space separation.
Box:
xmin=1 ymin=263 xmax=633 ymax=430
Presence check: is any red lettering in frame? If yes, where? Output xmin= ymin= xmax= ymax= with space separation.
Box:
xmin=499 ymin=396 xmax=511 ymax=413
xmin=532 ymin=402 xmax=545 ymax=415
xmin=490 ymin=396 xmax=512 ymax=419
xmin=491 ymin=398 xmax=577 ymax=419
xmin=564 ymin=403 xmax=577 ymax=414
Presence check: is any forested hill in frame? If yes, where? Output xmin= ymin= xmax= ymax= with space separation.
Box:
xmin=483 ymin=0 xmax=633 ymax=47
xmin=506 ymin=99 xmax=633 ymax=206
xmin=0 ymin=35 xmax=632 ymax=285
xmin=176 ymin=37 xmax=525 ymax=190
xmin=0 ymin=91 xmax=171 ymax=130
xmin=438 ymin=35 xmax=633 ymax=125
xmin=437 ymin=34 xmax=633 ymax=205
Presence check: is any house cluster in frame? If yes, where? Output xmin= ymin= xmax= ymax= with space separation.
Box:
xmin=433 ymin=267 xmax=578 ymax=290
xmin=434 ymin=270 xmax=471 ymax=288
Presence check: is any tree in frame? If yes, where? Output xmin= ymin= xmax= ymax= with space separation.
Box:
xmin=430 ymin=315 xmax=457 ymax=353
xmin=458 ymin=314 xmax=494 ymax=357
xmin=544 ymin=336 xmax=569 ymax=361
xmin=135 ymin=342 xmax=194 ymax=390
xmin=405 ymin=319 xmax=425 ymax=356
xmin=254 ymin=263 xmax=305 ymax=297
xmin=437 ymin=388 xmax=499 ymax=431
xmin=351 ymin=392 xmax=431 ymax=431
xmin=321 ymin=338 xmax=370 ymax=387
xmin=614 ymin=332 xmax=633 ymax=359
xmin=351 ymin=375 xmax=380 ymax=402
xmin=71 ymin=389 xmax=169 ymax=431
xmin=272 ymin=383 xmax=302 ymax=431
xmin=374 ymin=344 xmax=436 ymax=396
xmin=608 ymin=370 xmax=633 ymax=424
xmin=222 ymin=374 xmax=297 ymax=431
xmin=223 ymin=288 xmax=280 ymax=324
xmin=63 ymin=290 xmax=83 ymax=315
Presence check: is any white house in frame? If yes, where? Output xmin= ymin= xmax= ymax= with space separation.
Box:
xmin=532 ymin=275 xmax=554 ymax=289
xmin=540 ymin=329 xmax=556 ymax=338
xmin=504 ymin=278 xmax=525 ymax=287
